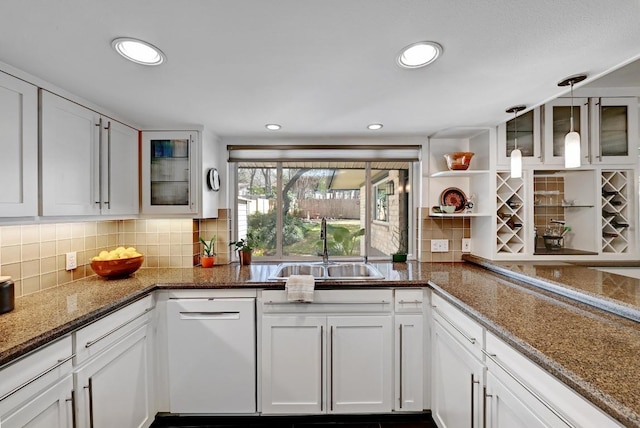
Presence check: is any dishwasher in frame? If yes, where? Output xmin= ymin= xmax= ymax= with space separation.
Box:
xmin=166 ymin=297 xmax=256 ymax=414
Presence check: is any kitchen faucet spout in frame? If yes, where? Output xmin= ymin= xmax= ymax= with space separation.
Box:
xmin=320 ymin=217 xmax=329 ymax=264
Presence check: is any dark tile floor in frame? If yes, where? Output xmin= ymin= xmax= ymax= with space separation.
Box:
xmin=150 ymin=413 xmax=436 ymax=428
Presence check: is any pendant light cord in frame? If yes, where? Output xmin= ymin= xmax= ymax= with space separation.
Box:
xmin=513 ymin=110 xmax=518 ymax=150
xmin=569 ymin=80 xmax=575 ymax=132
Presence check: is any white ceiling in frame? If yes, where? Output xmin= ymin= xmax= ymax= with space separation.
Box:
xmin=2 ymin=0 xmax=640 ymax=139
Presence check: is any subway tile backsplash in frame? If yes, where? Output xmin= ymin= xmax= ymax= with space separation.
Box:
xmin=0 ymin=209 xmax=231 ymax=297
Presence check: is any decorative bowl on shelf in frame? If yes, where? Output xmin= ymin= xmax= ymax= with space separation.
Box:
xmin=439 ymin=205 xmax=456 ymax=214
xmin=444 ymin=152 xmax=474 ymax=170
xmin=91 ymin=255 xmax=144 ymax=279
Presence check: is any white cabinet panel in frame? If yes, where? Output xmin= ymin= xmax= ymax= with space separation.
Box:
xmin=395 ymin=314 xmax=424 ymax=411
xmin=329 ymin=316 xmax=392 ymax=414
xmin=41 ymin=91 xmax=138 ymax=217
xmin=261 ymin=315 xmax=325 ymax=414
xmin=432 ymin=316 xmax=483 ymax=428
xmin=1 ymin=376 xmax=74 ymax=428
xmin=75 ymin=325 xmax=152 ymax=428
xmin=0 ymin=72 xmax=38 ymax=217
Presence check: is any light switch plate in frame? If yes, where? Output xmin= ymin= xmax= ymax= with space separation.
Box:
xmin=462 ymin=238 xmax=471 ymax=252
xmin=431 ymin=239 xmax=449 ymax=252
xmin=65 ymin=252 xmax=77 ymax=271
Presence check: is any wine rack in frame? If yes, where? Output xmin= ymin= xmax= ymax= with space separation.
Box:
xmin=601 ymin=170 xmax=630 ymax=253
xmin=496 ymin=172 xmax=525 ymax=254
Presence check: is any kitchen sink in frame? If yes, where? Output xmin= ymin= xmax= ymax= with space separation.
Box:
xmin=269 ymin=262 xmax=384 ymax=281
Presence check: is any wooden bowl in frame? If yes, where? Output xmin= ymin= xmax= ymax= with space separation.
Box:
xmin=91 ymin=255 xmax=144 ymax=279
xmin=444 ymin=152 xmax=474 ymax=170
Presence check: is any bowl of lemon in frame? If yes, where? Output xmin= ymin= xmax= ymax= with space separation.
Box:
xmin=91 ymin=247 xmax=144 ymax=279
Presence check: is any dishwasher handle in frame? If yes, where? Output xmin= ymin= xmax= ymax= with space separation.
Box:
xmin=179 ymin=311 xmax=241 ymax=320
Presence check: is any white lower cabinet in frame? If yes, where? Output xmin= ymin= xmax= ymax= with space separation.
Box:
xmin=1 ymin=376 xmax=74 ymax=428
xmin=0 ymin=336 xmax=74 ymax=428
xmin=431 ymin=299 xmax=483 ymax=428
xmin=261 ymin=314 xmax=393 ymax=414
xmin=74 ymin=326 xmax=152 ymax=428
xmin=73 ymin=296 xmax=155 ymax=428
xmin=260 ymin=289 xmax=395 ymax=415
xmin=261 ymin=315 xmax=325 ymax=414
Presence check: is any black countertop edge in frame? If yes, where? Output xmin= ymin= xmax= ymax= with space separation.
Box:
xmin=462 ymin=254 xmax=640 ymax=323
xmin=427 ymin=281 xmax=637 ymax=428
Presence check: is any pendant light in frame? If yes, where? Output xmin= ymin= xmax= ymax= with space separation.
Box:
xmin=506 ymin=105 xmax=526 ymax=178
xmin=558 ymin=74 xmax=587 ymax=168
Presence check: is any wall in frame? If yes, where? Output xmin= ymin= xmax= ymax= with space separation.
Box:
xmin=0 ymin=209 xmax=232 ymax=298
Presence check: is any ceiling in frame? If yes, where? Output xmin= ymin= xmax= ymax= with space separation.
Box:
xmin=2 ymin=0 xmax=640 ymax=139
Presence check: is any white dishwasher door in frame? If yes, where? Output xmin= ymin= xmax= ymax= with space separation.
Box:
xmin=167 ymin=298 xmax=256 ymax=413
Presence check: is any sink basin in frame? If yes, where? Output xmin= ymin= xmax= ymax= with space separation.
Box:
xmin=269 ymin=262 xmax=384 ymax=281
xmin=270 ymin=264 xmax=325 ymax=278
xmin=326 ymin=263 xmax=383 ymax=279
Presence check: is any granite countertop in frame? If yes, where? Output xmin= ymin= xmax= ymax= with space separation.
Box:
xmin=2 ymin=260 xmax=640 ymax=427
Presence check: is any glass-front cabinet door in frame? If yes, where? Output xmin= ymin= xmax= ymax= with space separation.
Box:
xmin=141 ymin=131 xmax=197 ymax=214
xmin=497 ymin=108 xmax=541 ymax=167
xmin=542 ymin=97 xmax=590 ymax=166
xmin=590 ymin=97 xmax=638 ymax=164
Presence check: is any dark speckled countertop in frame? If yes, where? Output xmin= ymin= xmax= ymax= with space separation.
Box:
xmin=2 ymin=260 xmax=640 ymax=427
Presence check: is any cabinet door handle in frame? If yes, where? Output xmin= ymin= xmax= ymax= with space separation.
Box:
xmin=85 ymin=308 xmax=151 ymax=348
xmin=471 ymin=374 xmax=480 ymax=428
xmin=104 ymin=121 xmax=111 ymax=207
xmin=95 ymin=119 xmax=103 ymax=206
xmin=482 ymin=350 xmax=576 ymax=428
xmin=596 ymin=98 xmax=602 ymax=161
xmin=85 ymin=378 xmax=95 ymax=428
xmin=399 ymin=323 xmax=403 ymax=409
xmin=483 ymin=386 xmax=491 ymax=428
xmin=66 ymin=389 xmax=77 ymax=428
xmin=320 ymin=325 xmax=324 ymax=412
xmin=330 ymin=325 xmax=334 ymax=412
xmin=433 ymin=307 xmax=477 ymax=345
xmin=0 ymin=354 xmax=74 ymax=402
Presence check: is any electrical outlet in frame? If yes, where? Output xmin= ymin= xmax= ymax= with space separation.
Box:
xmin=431 ymin=239 xmax=449 ymax=252
xmin=462 ymin=238 xmax=471 ymax=252
xmin=65 ymin=252 xmax=77 ymax=271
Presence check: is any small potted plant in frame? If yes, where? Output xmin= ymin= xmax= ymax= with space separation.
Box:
xmin=229 ymin=232 xmax=256 ymax=266
xmin=391 ymin=228 xmax=408 ymax=263
xmin=199 ymin=236 xmax=216 ymax=268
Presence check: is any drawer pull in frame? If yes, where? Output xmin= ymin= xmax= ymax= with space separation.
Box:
xmin=482 ymin=349 xmax=576 ymax=428
xmin=0 ymin=354 xmax=74 ymax=402
xmin=435 ymin=309 xmax=477 ymax=345
xmin=85 ymin=308 xmax=152 ymax=348
xmin=264 ymin=300 xmax=389 ymax=305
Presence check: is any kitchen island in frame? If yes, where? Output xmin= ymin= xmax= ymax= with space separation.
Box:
xmin=1 ymin=261 xmax=639 ymax=427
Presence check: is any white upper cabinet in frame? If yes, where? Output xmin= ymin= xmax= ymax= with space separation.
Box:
xmin=0 ymin=72 xmax=38 ymax=217
xmin=40 ymin=91 xmax=138 ymax=217
xmin=542 ymin=97 xmax=590 ymax=166
xmin=497 ymin=108 xmax=542 ymax=167
xmin=590 ymin=97 xmax=639 ymax=164
xmin=141 ymin=130 xmax=206 ymax=216
xmin=543 ymin=96 xmax=638 ymax=166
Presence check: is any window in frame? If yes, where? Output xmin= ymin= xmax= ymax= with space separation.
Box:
xmin=230 ymin=145 xmax=419 ymax=260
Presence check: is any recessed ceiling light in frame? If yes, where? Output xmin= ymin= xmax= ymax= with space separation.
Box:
xmin=112 ymin=37 xmax=166 ymax=66
xmin=397 ymin=41 xmax=442 ymax=69
xmin=367 ymin=123 xmax=383 ymax=130
xmin=265 ymin=124 xmax=281 ymax=130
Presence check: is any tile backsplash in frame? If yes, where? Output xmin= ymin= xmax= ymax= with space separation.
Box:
xmin=0 ymin=209 xmax=231 ymax=297
xmin=420 ymin=208 xmax=471 ymax=262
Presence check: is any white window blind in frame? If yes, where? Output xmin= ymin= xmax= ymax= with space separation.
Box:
xmin=227 ymin=145 xmax=421 ymax=162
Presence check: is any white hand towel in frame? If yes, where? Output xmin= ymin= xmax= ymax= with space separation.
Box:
xmin=286 ymin=274 xmax=315 ymax=303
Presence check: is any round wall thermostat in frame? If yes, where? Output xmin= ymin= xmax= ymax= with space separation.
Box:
xmin=207 ymin=168 xmax=220 ymax=191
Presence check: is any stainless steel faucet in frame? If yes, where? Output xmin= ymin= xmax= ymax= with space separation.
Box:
xmin=320 ymin=217 xmax=329 ymax=264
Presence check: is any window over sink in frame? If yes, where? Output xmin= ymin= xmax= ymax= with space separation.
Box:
xmin=228 ymin=146 xmax=418 ymax=261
